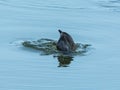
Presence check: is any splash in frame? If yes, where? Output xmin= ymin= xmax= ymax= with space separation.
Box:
xmin=22 ymin=38 xmax=91 ymax=67
xmin=22 ymin=38 xmax=91 ymax=56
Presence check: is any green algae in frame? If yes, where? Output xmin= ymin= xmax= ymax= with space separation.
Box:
xmin=22 ymin=38 xmax=91 ymax=56
xmin=22 ymin=38 xmax=91 ymax=67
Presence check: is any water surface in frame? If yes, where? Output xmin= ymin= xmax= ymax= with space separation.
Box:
xmin=0 ymin=0 xmax=120 ymax=90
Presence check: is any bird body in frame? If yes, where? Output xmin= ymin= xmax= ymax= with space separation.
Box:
xmin=57 ymin=30 xmax=76 ymax=52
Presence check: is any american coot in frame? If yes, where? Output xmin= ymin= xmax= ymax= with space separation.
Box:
xmin=57 ymin=30 xmax=76 ymax=52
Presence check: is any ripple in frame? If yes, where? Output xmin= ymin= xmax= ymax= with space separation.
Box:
xmin=22 ymin=38 xmax=91 ymax=67
xmin=0 ymin=0 xmax=85 ymax=11
xmin=0 ymin=0 xmax=44 ymax=10
xmin=98 ymin=0 xmax=120 ymax=11
xmin=22 ymin=38 xmax=91 ymax=55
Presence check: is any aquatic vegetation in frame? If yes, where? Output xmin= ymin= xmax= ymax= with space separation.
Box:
xmin=22 ymin=38 xmax=91 ymax=55
xmin=23 ymin=38 xmax=57 ymax=55
xmin=22 ymin=38 xmax=91 ymax=67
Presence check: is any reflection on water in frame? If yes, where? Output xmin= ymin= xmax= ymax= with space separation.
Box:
xmin=56 ymin=55 xmax=73 ymax=67
xmin=22 ymin=38 xmax=91 ymax=67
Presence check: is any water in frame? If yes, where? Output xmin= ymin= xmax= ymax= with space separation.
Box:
xmin=0 ymin=0 xmax=120 ymax=90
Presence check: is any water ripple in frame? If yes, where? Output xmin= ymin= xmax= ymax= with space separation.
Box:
xmin=0 ymin=0 xmax=85 ymax=11
xmin=98 ymin=0 xmax=120 ymax=11
xmin=1 ymin=0 xmax=120 ymax=12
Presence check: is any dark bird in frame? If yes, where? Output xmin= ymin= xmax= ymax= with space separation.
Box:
xmin=57 ymin=30 xmax=76 ymax=52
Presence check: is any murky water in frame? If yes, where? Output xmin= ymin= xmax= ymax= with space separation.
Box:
xmin=0 ymin=0 xmax=120 ymax=90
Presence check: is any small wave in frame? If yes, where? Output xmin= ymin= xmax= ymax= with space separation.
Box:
xmin=10 ymin=40 xmax=24 ymax=47
xmin=0 ymin=0 xmax=85 ymax=11
xmin=98 ymin=0 xmax=120 ymax=11
xmin=46 ymin=5 xmax=85 ymax=10
xmin=22 ymin=38 xmax=91 ymax=56
xmin=22 ymin=38 xmax=91 ymax=67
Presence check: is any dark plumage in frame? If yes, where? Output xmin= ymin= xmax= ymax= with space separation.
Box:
xmin=57 ymin=30 xmax=76 ymax=52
